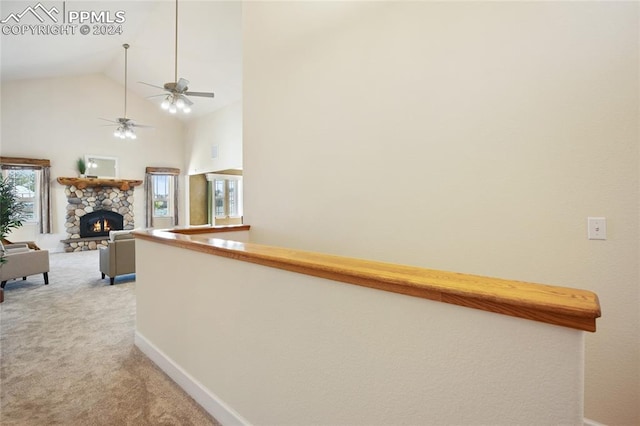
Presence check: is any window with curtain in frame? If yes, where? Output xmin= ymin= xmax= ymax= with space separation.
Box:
xmin=145 ymin=167 xmax=180 ymax=228
xmin=0 ymin=157 xmax=52 ymax=234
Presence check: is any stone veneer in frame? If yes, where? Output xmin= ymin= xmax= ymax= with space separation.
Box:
xmin=63 ymin=185 xmax=135 ymax=252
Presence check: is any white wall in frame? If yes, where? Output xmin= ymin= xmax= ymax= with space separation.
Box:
xmin=184 ymin=101 xmax=242 ymax=225
xmin=136 ymin=237 xmax=586 ymax=425
xmin=0 ymin=73 xmax=185 ymax=250
xmin=185 ymin=101 xmax=242 ymax=176
xmin=242 ymin=2 xmax=639 ymax=424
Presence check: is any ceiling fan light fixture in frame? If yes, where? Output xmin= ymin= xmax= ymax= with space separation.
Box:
xmin=112 ymin=123 xmax=137 ymax=140
xmin=125 ymin=125 xmax=136 ymax=139
xmin=140 ymin=0 xmax=214 ymax=115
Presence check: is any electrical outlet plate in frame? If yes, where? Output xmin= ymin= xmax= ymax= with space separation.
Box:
xmin=588 ymin=217 xmax=606 ymax=240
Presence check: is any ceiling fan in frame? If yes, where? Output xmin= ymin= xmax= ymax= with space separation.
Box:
xmin=100 ymin=43 xmax=152 ymax=139
xmin=139 ymin=0 xmax=215 ymax=114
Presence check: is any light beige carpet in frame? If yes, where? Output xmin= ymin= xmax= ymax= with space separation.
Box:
xmin=0 ymin=250 xmax=220 ymax=426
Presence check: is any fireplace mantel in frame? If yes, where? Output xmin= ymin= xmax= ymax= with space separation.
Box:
xmin=57 ymin=177 xmax=143 ymax=191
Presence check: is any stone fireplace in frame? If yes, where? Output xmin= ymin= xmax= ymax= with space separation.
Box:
xmin=60 ymin=179 xmax=139 ymax=252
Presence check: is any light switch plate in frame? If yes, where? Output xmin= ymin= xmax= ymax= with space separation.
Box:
xmin=588 ymin=217 xmax=606 ymax=240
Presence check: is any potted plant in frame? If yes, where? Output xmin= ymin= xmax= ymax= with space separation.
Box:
xmin=0 ymin=177 xmax=26 ymax=264
xmin=77 ymin=157 xmax=87 ymax=177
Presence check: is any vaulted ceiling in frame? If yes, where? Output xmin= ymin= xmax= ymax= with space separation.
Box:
xmin=0 ymin=1 xmax=242 ymax=120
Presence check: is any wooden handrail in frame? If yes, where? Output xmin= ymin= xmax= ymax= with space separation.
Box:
xmin=134 ymin=227 xmax=601 ymax=332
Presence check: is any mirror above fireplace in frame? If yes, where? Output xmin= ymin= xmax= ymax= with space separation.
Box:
xmin=85 ymin=155 xmax=118 ymax=178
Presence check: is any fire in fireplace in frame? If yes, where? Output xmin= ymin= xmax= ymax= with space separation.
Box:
xmin=80 ymin=211 xmax=124 ymax=238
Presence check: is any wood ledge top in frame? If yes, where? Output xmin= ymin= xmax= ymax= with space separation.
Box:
xmin=57 ymin=177 xmax=143 ymax=191
xmin=134 ymin=227 xmax=601 ymax=332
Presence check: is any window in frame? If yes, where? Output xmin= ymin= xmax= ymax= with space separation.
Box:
xmin=152 ymin=175 xmax=172 ymax=217
xmin=214 ymin=180 xmax=225 ymax=217
xmin=145 ymin=167 xmax=180 ymax=228
xmin=0 ymin=157 xmax=52 ymax=233
xmin=207 ymin=174 xmax=242 ymax=219
xmin=2 ymin=168 xmax=38 ymax=222
xmin=228 ymin=179 xmax=238 ymax=217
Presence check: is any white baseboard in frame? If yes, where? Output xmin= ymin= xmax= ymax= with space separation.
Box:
xmin=135 ymin=331 xmax=249 ymax=426
xmin=584 ymin=418 xmax=607 ymax=426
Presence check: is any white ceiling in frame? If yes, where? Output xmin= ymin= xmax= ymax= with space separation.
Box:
xmin=0 ymin=0 xmax=243 ymax=120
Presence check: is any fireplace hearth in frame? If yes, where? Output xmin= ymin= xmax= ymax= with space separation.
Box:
xmin=79 ymin=210 xmax=124 ymax=238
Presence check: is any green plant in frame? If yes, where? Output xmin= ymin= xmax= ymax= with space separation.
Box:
xmin=0 ymin=177 xmax=26 ymax=264
xmin=77 ymin=157 xmax=87 ymax=175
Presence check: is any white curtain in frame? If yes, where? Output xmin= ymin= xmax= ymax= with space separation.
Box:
xmin=39 ymin=166 xmax=51 ymax=234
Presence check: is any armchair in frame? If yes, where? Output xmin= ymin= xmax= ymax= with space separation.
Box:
xmin=0 ymin=243 xmax=50 ymax=289
xmin=99 ymin=231 xmax=135 ymax=285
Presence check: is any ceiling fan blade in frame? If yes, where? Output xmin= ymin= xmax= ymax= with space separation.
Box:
xmin=146 ymin=94 xmax=168 ymax=99
xmin=185 ymin=91 xmax=215 ymax=98
xmin=180 ymin=95 xmax=194 ymax=106
xmin=99 ymin=117 xmax=119 ymax=124
xmin=133 ymin=124 xmax=155 ymax=129
xmin=139 ymin=81 xmax=167 ymax=90
xmin=175 ymin=78 xmax=189 ymax=92
xmin=125 ymin=119 xmax=154 ymax=129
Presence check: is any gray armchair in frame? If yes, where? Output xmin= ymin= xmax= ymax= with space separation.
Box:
xmin=99 ymin=232 xmax=135 ymax=285
xmin=0 ymin=244 xmax=50 ymax=289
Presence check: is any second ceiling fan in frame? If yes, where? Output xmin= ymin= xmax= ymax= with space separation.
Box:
xmin=100 ymin=43 xmax=152 ymax=140
xmin=140 ymin=0 xmax=214 ymax=114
